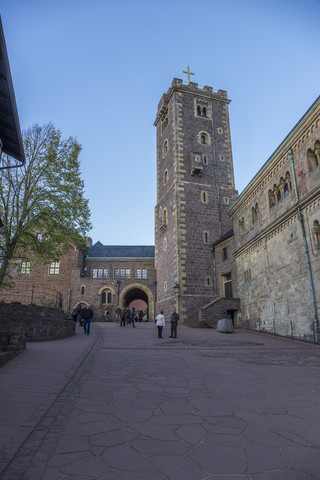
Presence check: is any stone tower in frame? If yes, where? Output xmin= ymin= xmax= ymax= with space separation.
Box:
xmin=154 ymin=77 xmax=238 ymax=322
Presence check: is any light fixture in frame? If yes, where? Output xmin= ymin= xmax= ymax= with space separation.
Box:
xmin=173 ymin=282 xmax=180 ymax=295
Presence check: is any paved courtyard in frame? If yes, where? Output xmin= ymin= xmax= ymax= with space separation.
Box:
xmin=0 ymin=322 xmax=320 ymax=479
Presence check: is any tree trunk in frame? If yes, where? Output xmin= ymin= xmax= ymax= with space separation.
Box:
xmin=0 ymin=241 xmax=17 ymax=287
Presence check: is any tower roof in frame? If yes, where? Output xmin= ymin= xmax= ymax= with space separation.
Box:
xmin=87 ymin=242 xmax=155 ymax=259
xmin=154 ymin=78 xmax=230 ymax=126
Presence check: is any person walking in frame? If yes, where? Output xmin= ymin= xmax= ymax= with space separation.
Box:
xmin=155 ymin=310 xmax=165 ymax=338
xmin=104 ymin=308 xmax=109 ymax=322
xmin=120 ymin=307 xmax=126 ymax=327
xmin=83 ymin=304 xmax=93 ymax=335
xmin=71 ymin=306 xmax=79 ymax=323
xmin=79 ymin=304 xmax=86 ymax=327
xmin=115 ymin=306 xmax=121 ymax=323
xmin=169 ymin=308 xmax=179 ymax=338
xmin=126 ymin=308 xmax=131 ymax=326
xmin=130 ymin=307 xmax=136 ymax=327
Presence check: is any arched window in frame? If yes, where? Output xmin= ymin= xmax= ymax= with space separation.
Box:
xmin=269 ymin=190 xmax=275 ymax=208
xmin=101 ymin=290 xmax=112 ymax=305
xmin=163 ymin=139 xmax=168 ymax=156
xmin=239 ymin=217 xmax=245 ymax=231
xmin=308 ymin=148 xmax=318 ymax=172
xmin=284 ymin=183 xmax=289 ymax=196
xmin=315 ymin=141 xmax=320 ymax=164
xmin=252 ymin=203 xmax=259 ymax=223
xmin=198 ymin=131 xmax=210 ymax=146
xmin=202 ymin=107 xmax=207 ymax=117
xmin=160 ymin=208 xmax=167 ymax=232
xmin=201 ymin=191 xmax=208 ymax=204
xmin=277 ymin=190 xmax=281 ymax=202
xmin=163 ymin=208 xmax=167 ymax=225
xmin=81 ymin=286 xmax=85 ymax=295
xmin=197 ymin=105 xmax=201 ymax=116
xmin=164 ymin=169 xmax=168 ymax=185
xmin=312 ymin=220 xmax=320 ymax=250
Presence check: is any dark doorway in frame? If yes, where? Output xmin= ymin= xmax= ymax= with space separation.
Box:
xmin=123 ymin=287 xmax=149 ymax=320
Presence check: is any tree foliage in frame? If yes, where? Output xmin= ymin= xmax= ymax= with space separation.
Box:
xmin=0 ymin=123 xmax=92 ymax=286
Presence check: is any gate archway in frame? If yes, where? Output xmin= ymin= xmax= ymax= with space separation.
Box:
xmin=119 ymin=283 xmax=154 ymax=322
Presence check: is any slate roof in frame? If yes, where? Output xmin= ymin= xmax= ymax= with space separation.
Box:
xmin=0 ymin=17 xmax=25 ymax=165
xmin=210 ymin=228 xmax=234 ymax=248
xmin=87 ymin=241 xmax=155 ymax=259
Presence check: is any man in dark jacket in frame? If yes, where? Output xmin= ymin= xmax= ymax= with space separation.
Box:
xmin=82 ymin=304 xmax=93 ymax=335
xmin=169 ymin=308 xmax=179 ymax=338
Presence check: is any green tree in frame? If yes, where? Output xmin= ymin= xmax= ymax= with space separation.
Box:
xmin=0 ymin=123 xmax=92 ymax=286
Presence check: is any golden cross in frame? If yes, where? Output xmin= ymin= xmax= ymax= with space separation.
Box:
xmin=182 ymin=66 xmax=195 ymax=84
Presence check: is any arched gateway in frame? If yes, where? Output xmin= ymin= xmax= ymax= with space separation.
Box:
xmin=119 ymin=283 xmax=155 ymax=322
xmin=72 ymin=242 xmax=156 ymax=322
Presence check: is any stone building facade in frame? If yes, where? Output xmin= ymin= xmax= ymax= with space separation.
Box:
xmin=154 ymin=78 xmax=239 ymax=323
xmin=70 ymin=242 xmax=156 ymax=321
xmin=0 ymin=240 xmax=83 ymax=308
xmin=229 ymin=96 xmax=320 ymax=342
xmin=1 ymin=77 xmax=241 ymax=327
xmin=1 ymin=240 xmax=156 ymax=322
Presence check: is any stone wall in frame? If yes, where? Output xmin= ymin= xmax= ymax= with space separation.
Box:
xmin=229 ymin=97 xmax=320 ymax=343
xmin=0 ymin=302 xmax=75 ymax=342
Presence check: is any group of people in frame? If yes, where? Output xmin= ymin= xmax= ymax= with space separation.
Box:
xmin=71 ymin=304 xmax=93 ymax=335
xmin=119 ymin=306 xmax=145 ymax=327
xmin=71 ymin=304 xmax=180 ymax=339
xmin=155 ymin=308 xmax=179 ymax=339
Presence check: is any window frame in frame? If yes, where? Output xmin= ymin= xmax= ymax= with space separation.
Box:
xmin=21 ymin=261 xmax=31 ymax=275
xmin=49 ymin=261 xmax=60 ymax=275
xmin=136 ymin=268 xmax=147 ymax=279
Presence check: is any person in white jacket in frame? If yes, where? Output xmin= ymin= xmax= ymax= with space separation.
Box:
xmin=155 ymin=310 xmax=165 ymax=338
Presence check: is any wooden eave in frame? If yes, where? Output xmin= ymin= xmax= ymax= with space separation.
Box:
xmin=0 ymin=17 xmax=25 ymax=165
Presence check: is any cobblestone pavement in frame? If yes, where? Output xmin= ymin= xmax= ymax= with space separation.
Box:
xmin=0 ymin=322 xmax=320 ymax=480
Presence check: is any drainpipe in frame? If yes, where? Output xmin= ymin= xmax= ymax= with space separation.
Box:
xmin=117 ymin=280 xmax=120 ymax=306
xmin=153 ymin=280 xmax=157 ymax=322
xmin=290 ymin=149 xmax=319 ymax=344
xmin=67 ymin=289 xmax=71 ymax=313
xmin=210 ymin=243 xmax=218 ymax=296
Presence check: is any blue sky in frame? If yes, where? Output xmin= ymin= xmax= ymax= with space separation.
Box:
xmin=1 ymin=0 xmax=320 ymax=245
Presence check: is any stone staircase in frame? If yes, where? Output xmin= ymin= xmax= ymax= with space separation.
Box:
xmin=183 ymin=312 xmax=210 ymax=328
xmin=183 ymin=297 xmax=240 ymax=329
xmin=200 ymin=297 xmax=240 ymax=328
